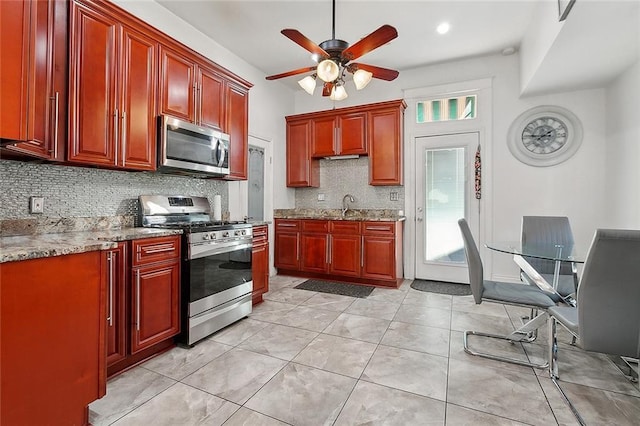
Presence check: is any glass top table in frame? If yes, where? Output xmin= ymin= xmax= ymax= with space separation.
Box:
xmin=485 ymin=242 xmax=585 ymax=263
xmin=485 ymin=241 xmax=585 ymax=306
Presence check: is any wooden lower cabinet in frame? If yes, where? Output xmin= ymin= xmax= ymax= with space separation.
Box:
xmin=252 ymin=224 xmax=269 ymax=305
xmin=1 ymin=251 xmax=106 ymax=425
xmin=275 ymin=218 xmax=402 ymax=287
xmin=107 ymin=235 xmax=181 ymax=377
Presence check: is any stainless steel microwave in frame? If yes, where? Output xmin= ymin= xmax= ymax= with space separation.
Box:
xmin=158 ymin=115 xmax=230 ymax=177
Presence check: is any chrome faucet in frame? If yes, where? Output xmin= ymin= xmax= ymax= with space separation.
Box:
xmin=342 ymin=194 xmax=355 ymax=217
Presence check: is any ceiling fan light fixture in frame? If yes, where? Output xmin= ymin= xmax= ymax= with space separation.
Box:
xmin=353 ymin=69 xmax=373 ymax=90
xmin=298 ymin=75 xmax=317 ymax=95
xmin=329 ymin=84 xmax=348 ymax=101
xmin=317 ymin=59 xmax=340 ymax=82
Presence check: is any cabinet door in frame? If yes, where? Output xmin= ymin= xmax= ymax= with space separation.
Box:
xmin=275 ymin=232 xmax=300 ymax=270
xmin=329 ymin=234 xmax=361 ymax=277
xmin=120 ymin=26 xmax=156 ymax=170
xmin=368 ymin=107 xmax=403 ymax=185
xmin=0 ymin=0 xmax=66 ymax=161
xmin=198 ymin=66 xmax=225 ymax=130
xmin=338 ymin=112 xmax=367 ymax=155
xmin=68 ymin=2 xmax=118 ymax=166
xmin=159 ymin=46 xmax=195 ymax=121
xmin=361 ymin=236 xmax=396 ymax=280
xmin=286 ymin=119 xmax=319 ymax=187
xmin=311 ymin=116 xmax=336 ymax=157
xmin=225 ymin=82 xmax=249 ymax=180
xmin=252 ymin=241 xmax=269 ymax=305
xmin=131 ymin=260 xmax=180 ymax=354
xmin=106 ymin=243 xmax=127 ymax=367
xmin=301 ymin=233 xmax=328 ymax=273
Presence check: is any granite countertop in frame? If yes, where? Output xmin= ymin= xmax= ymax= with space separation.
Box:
xmin=0 ymin=227 xmax=182 ymax=264
xmin=274 ymin=208 xmax=405 ymax=222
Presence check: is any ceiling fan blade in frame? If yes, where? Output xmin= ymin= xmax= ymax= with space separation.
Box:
xmin=265 ymin=66 xmax=317 ymax=80
xmin=341 ymin=25 xmax=398 ymax=61
xmin=322 ymin=82 xmax=334 ymax=96
xmin=281 ymin=29 xmax=329 ymax=58
xmin=350 ymin=63 xmax=399 ymax=81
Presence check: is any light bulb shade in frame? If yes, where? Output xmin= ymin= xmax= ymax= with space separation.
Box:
xmin=298 ymin=75 xmax=316 ymax=95
xmin=353 ymin=69 xmax=373 ymax=90
xmin=317 ymin=59 xmax=340 ymax=82
xmin=329 ymin=84 xmax=348 ymax=101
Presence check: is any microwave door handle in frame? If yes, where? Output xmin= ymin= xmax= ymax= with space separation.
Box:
xmin=217 ymin=140 xmax=226 ymax=167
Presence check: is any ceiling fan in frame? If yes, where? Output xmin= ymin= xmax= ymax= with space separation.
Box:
xmin=265 ymin=0 xmax=399 ymax=100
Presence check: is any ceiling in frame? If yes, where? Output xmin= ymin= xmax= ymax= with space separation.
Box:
xmin=154 ymin=0 xmax=639 ymax=93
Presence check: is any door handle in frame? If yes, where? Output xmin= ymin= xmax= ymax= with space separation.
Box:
xmin=136 ymin=269 xmax=141 ymax=331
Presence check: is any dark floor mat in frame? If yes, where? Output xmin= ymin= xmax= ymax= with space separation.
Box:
xmin=294 ymin=279 xmax=374 ymax=298
xmin=410 ymin=279 xmax=472 ymax=296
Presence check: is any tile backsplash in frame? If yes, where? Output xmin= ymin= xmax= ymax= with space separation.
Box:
xmin=295 ymin=157 xmax=405 ymax=210
xmin=0 ymin=160 xmax=228 ymax=221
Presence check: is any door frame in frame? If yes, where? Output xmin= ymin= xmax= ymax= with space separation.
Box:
xmin=402 ymin=78 xmax=494 ymax=281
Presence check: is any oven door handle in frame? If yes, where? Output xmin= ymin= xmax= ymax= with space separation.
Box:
xmin=189 ymin=241 xmax=253 ymax=260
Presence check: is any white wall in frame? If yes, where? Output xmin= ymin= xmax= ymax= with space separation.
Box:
xmin=604 ymin=61 xmax=640 ymax=229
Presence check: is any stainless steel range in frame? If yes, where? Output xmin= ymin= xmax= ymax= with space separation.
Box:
xmin=139 ymin=195 xmax=252 ymax=346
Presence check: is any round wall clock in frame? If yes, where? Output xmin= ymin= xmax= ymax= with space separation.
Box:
xmin=507 ymin=105 xmax=583 ymax=167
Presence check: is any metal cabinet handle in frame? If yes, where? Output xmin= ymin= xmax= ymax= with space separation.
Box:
xmin=107 ymin=252 xmax=114 ymax=326
xmin=361 ymin=236 xmax=364 ymax=267
xmin=121 ymin=111 xmax=127 ymax=165
xmin=366 ymin=226 xmax=389 ymax=231
xmin=142 ymin=244 xmax=175 ymax=254
xmin=193 ymin=84 xmax=197 ymax=123
xmin=326 ymin=236 xmax=330 ymax=264
xmin=50 ymin=92 xmax=59 ymax=158
xmin=296 ymin=236 xmax=300 ymax=261
xmin=136 ymin=269 xmax=141 ymax=331
xmin=278 ymin=223 xmax=297 ymax=227
xmin=114 ymin=108 xmax=119 ymax=165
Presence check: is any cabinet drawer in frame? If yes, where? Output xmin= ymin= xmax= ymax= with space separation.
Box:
xmin=362 ymin=222 xmax=396 ymax=236
xmin=252 ymin=225 xmax=268 ymax=244
xmin=132 ymin=235 xmax=180 ymax=266
xmin=329 ymin=221 xmax=361 ymax=235
xmin=275 ymin=219 xmax=300 ymax=232
xmin=301 ymin=220 xmax=329 ymax=233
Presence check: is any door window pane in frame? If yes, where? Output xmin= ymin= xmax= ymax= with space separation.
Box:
xmin=424 ymin=147 xmax=466 ymax=263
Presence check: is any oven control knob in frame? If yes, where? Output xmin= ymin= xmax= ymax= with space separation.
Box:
xmin=202 ymin=233 xmax=210 ymax=240
xmin=234 ymin=230 xmax=241 ymax=236
xmin=210 ymin=233 xmax=216 ymax=239
xmin=222 ymin=231 xmax=230 ymax=238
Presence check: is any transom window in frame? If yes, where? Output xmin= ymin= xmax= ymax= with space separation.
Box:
xmin=416 ymin=95 xmax=477 ymax=123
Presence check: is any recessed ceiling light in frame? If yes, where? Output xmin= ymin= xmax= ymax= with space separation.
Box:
xmin=436 ymin=22 xmax=450 ymax=35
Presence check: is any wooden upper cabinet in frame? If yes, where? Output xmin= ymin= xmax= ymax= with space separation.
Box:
xmin=368 ymin=103 xmax=405 ymax=186
xmin=224 ymin=82 xmax=249 ymax=180
xmin=310 ymin=111 xmax=366 ymax=157
xmin=69 ymin=0 xmax=156 ymax=170
xmin=286 ymin=119 xmax=319 ymax=187
xmin=338 ymin=112 xmax=367 ymax=155
xmin=311 ymin=116 xmax=337 ymax=157
xmin=159 ymin=46 xmax=195 ymax=122
xmin=0 ymin=0 xmax=67 ymax=161
xmin=198 ymin=66 xmax=225 ymax=130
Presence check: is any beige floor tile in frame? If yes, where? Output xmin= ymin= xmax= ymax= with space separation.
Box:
xmin=345 ymin=298 xmax=401 ymax=320
xmin=110 ymin=382 xmax=239 ymax=426
xmin=450 ymin=310 xmax=515 ymax=335
xmin=208 ymin=318 xmax=269 ymax=346
xmin=181 ymin=348 xmax=286 ymax=405
xmin=393 ymin=304 xmax=452 ymax=329
xmin=245 ymin=363 xmax=357 ymax=426
xmin=447 ymin=358 xmax=556 ymax=425
xmin=402 ymin=289 xmax=453 ymax=308
xmin=361 ymin=345 xmax=449 ymax=401
xmin=267 ymin=304 xmax=341 ymax=332
xmin=381 ymin=321 xmax=450 ymax=357
xmin=223 ymin=407 xmax=289 ymax=426
xmin=263 ymin=287 xmax=316 ymax=304
xmin=323 ymin=312 xmax=391 ymax=343
xmin=141 ymin=340 xmax=232 ymax=381
xmin=237 ymin=323 xmax=318 ymax=360
xmin=335 ymin=381 xmax=446 ymax=425
xmin=445 ymin=403 xmax=530 ymax=425
xmin=293 ymin=334 xmax=377 ymax=378
xmin=300 ymin=292 xmax=356 ymax=312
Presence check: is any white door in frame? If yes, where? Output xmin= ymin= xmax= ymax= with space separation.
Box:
xmin=415 ymin=132 xmax=480 ymax=282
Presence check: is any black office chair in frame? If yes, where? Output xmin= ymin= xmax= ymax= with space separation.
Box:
xmin=521 ymin=216 xmax=579 ymax=300
xmin=458 ymin=218 xmax=557 ymax=368
xmin=547 ymin=229 xmax=640 ymax=425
